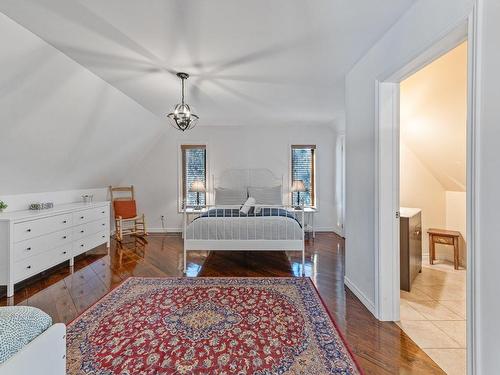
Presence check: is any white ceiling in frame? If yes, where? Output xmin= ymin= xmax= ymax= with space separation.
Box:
xmin=0 ymin=0 xmax=414 ymax=127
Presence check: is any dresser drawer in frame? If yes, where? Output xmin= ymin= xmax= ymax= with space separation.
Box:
xmin=74 ymin=219 xmax=109 ymax=240
xmin=14 ymin=229 xmax=72 ymax=262
xmin=13 ymin=245 xmax=71 ymax=282
xmin=14 ymin=213 xmax=73 ymax=242
xmin=433 ymin=235 xmax=454 ymax=245
xmin=73 ymin=231 xmax=108 ymax=257
xmin=73 ymin=206 xmax=109 ymax=226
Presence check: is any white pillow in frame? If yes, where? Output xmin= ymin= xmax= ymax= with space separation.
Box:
xmin=248 ymin=186 xmax=282 ymax=213
xmin=240 ymin=197 xmax=256 ymax=215
xmin=214 ymin=187 xmax=247 ymax=205
xmin=248 ymin=186 xmax=282 ymax=205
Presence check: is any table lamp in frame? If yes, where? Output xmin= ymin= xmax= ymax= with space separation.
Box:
xmin=291 ymin=180 xmax=306 ymax=209
xmin=189 ymin=180 xmax=206 ymax=209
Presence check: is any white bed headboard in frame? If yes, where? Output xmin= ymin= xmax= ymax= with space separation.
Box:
xmin=213 ymin=168 xmax=283 ymax=190
xmin=211 ymin=168 xmax=284 ymax=205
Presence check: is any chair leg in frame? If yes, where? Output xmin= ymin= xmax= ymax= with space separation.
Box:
xmin=116 ymin=218 xmax=123 ymax=242
xmin=143 ymin=214 xmax=148 ymax=235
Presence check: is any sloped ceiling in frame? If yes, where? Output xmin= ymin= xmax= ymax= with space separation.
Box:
xmin=400 ymin=42 xmax=467 ymax=191
xmin=0 ymin=13 xmax=163 ymax=195
xmin=0 ymin=0 xmax=414 ymax=127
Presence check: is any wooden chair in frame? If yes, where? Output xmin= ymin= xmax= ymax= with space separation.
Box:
xmin=109 ymin=186 xmax=147 ymax=242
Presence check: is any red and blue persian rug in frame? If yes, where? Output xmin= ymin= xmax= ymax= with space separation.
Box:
xmin=67 ymin=277 xmax=363 ymax=374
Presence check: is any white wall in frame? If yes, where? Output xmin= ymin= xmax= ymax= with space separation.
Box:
xmin=346 ymin=0 xmax=500 ymax=371
xmin=446 ymin=191 xmax=467 ymax=239
xmin=345 ymin=0 xmax=473 ymax=310
xmin=0 ymin=13 xmax=163 ymax=196
xmin=400 ymin=143 xmax=466 ymax=261
xmin=475 ymin=0 xmax=500 ymax=371
xmin=122 ymin=125 xmax=342 ymax=233
xmin=400 ymin=142 xmax=447 ymax=254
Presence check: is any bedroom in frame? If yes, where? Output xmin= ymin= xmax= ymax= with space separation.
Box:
xmin=1 ymin=1 xmax=500 ymax=374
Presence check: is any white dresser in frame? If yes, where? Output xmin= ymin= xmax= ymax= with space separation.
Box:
xmin=0 ymin=201 xmax=110 ymax=297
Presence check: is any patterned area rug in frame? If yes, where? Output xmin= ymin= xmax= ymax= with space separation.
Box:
xmin=67 ymin=277 xmax=363 ymax=374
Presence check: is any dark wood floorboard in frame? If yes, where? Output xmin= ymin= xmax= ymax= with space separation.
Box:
xmin=0 ymin=233 xmax=444 ymax=374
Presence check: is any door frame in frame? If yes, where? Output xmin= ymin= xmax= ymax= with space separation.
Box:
xmin=374 ymin=8 xmax=479 ymax=375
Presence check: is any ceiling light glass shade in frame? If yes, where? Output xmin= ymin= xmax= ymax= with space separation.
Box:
xmin=168 ymin=103 xmax=199 ymax=131
xmin=167 ymin=72 xmax=199 ymax=131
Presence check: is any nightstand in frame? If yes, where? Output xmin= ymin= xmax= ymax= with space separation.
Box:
xmin=182 ymin=207 xmax=208 ymax=238
xmin=290 ymin=207 xmax=317 ymax=239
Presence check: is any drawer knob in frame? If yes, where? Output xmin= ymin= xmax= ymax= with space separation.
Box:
xmin=80 ymin=230 xmax=85 ymax=233
xmin=63 ymin=236 xmax=67 ymax=239
xmin=26 ymin=265 xmax=31 ymax=269
xmin=26 ymin=247 xmax=31 ymax=251
xmin=63 ymin=251 xmax=67 ymax=255
xmin=102 ymin=223 xmax=105 ymax=226
xmin=80 ymin=216 xmax=84 ymax=219
xmin=63 ymin=220 xmax=67 ymax=224
xmin=80 ymin=244 xmax=84 ymax=247
xmin=27 ymin=229 xmax=31 ymax=232
xmin=101 ymin=211 xmax=105 ymax=214
xmin=102 ymin=235 xmax=105 ymax=238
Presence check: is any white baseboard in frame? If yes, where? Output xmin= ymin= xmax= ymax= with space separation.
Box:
xmin=148 ymin=227 xmax=182 ymax=233
xmin=344 ymin=275 xmax=376 ymax=316
xmin=309 ymin=227 xmax=345 ymax=237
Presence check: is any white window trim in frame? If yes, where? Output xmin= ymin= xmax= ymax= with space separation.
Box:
xmin=177 ymin=142 xmax=210 ymax=213
xmin=288 ymin=143 xmax=318 ymax=210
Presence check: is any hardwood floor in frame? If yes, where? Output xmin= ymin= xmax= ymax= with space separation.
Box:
xmin=0 ymin=233 xmax=444 ymax=374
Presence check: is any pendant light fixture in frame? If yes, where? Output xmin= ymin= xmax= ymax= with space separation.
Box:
xmin=167 ymin=72 xmax=199 ymax=131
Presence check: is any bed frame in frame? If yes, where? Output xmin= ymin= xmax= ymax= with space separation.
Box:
xmin=0 ymin=323 xmax=66 ymax=375
xmin=183 ymin=169 xmax=305 ymax=275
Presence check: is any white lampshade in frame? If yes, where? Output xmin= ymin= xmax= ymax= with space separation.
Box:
xmin=291 ymin=180 xmax=306 ymax=192
xmin=190 ymin=180 xmax=206 ymax=192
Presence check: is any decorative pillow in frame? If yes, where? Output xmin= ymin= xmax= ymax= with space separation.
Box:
xmin=248 ymin=186 xmax=282 ymax=213
xmin=240 ymin=197 xmax=256 ymax=215
xmin=0 ymin=306 xmax=52 ymax=364
xmin=214 ymin=188 xmax=247 ymax=205
xmin=113 ymin=200 xmax=137 ymax=219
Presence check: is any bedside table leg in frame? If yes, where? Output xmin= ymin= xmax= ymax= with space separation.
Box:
xmin=429 ymin=235 xmax=434 ymax=265
xmin=312 ymin=213 xmax=315 ymax=239
xmin=7 ymin=282 xmax=14 ymax=298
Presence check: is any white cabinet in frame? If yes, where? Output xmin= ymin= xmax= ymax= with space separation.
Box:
xmin=0 ymin=202 xmax=110 ymax=297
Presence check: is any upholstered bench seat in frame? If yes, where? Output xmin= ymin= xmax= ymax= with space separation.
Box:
xmin=0 ymin=306 xmax=52 ymax=364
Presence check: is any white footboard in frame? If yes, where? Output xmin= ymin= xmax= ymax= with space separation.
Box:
xmin=183 ymin=205 xmax=305 ymax=275
xmin=0 ymin=323 xmax=66 ymax=375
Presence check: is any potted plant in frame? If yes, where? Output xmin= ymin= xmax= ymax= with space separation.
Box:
xmin=0 ymin=201 xmax=7 ymax=213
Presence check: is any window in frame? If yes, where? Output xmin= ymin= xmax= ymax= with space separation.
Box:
xmin=291 ymin=145 xmax=316 ymax=207
xmin=181 ymin=145 xmax=206 ymax=208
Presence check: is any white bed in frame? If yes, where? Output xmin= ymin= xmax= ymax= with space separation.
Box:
xmin=183 ymin=169 xmax=305 ymax=274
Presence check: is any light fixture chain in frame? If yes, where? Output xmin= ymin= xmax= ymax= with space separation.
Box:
xmin=181 ymin=77 xmax=185 ymax=105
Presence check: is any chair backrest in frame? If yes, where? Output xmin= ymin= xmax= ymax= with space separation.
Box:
xmin=109 ymin=186 xmax=137 ymax=219
xmin=113 ymin=200 xmax=137 ymax=219
xmin=109 ymin=185 xmax=135 ymax=201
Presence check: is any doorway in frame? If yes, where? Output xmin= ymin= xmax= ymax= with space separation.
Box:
xmin=375 ymin=16 xmax=477 ymax=375
xmin=398 ymin=42 xmax=468 ymax=375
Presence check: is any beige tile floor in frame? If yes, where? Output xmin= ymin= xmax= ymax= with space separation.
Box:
xmin=398 ymin=255 xmax=466 ymax=375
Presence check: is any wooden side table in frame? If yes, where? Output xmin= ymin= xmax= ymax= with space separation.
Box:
xmin=427 ymin=228 xmax=462 ymax=270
